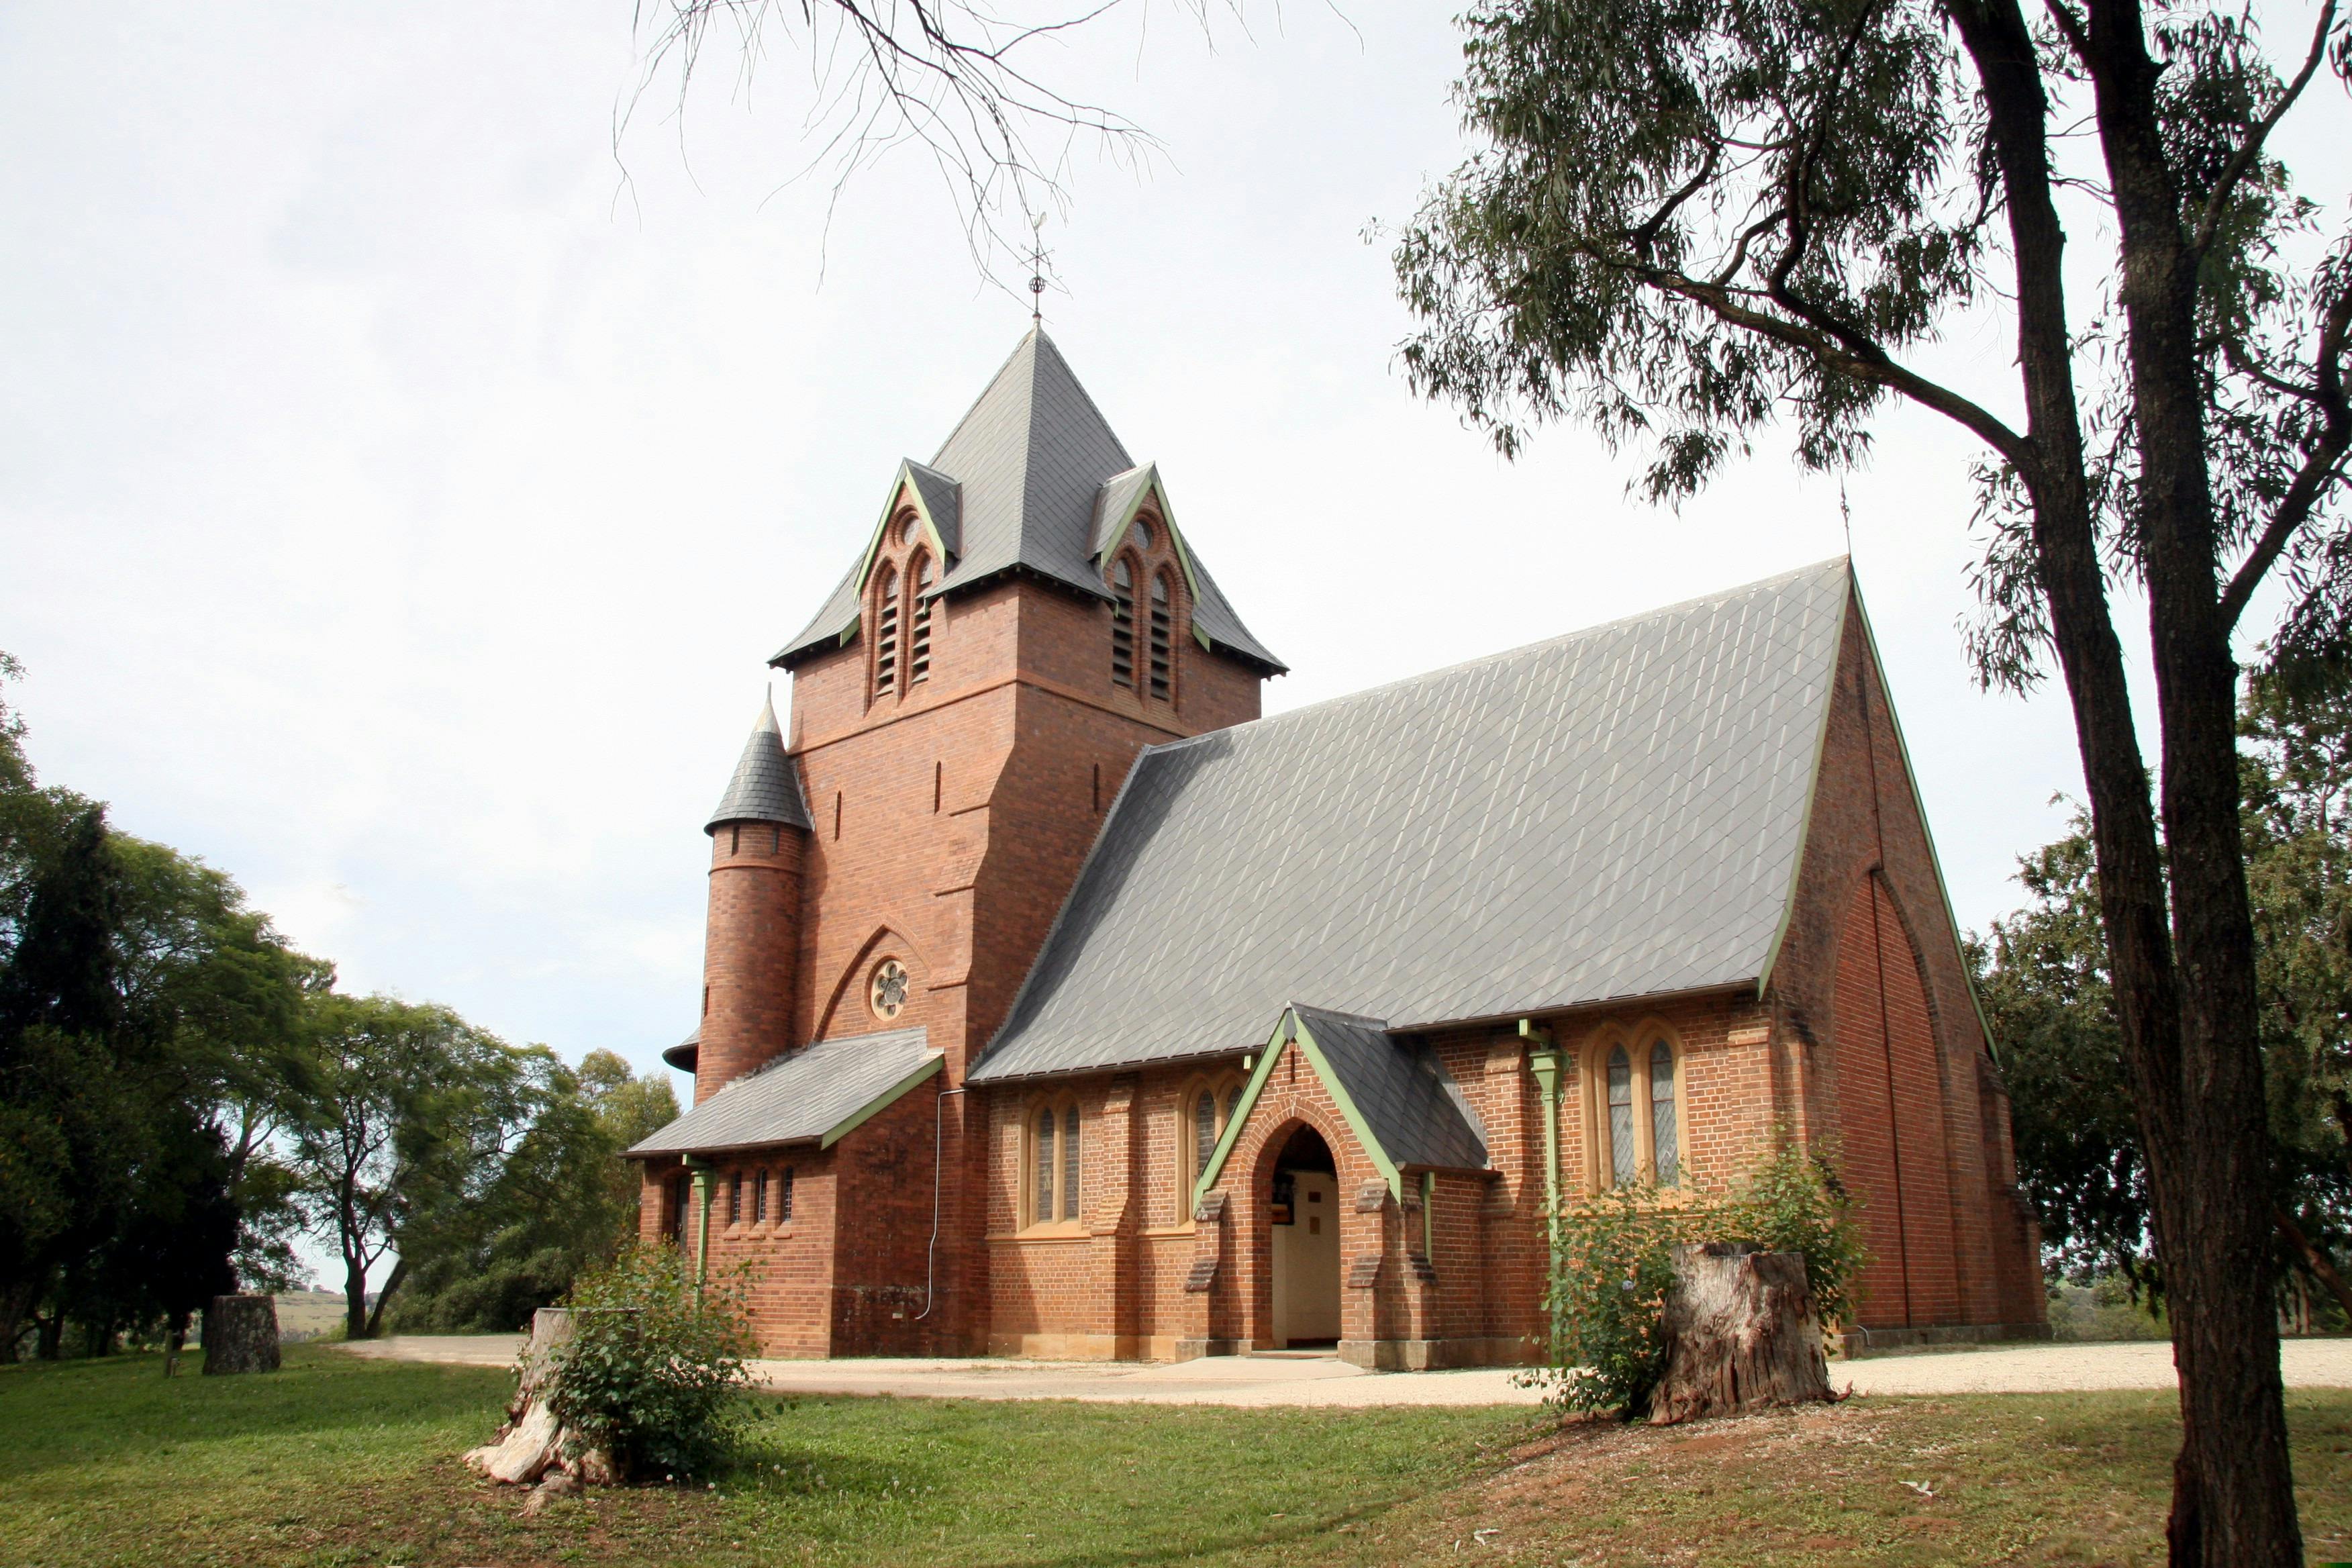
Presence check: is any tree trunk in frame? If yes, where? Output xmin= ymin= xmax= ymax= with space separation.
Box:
xmin=342 ymin=1255 xmax=371 ymax=1340
xmin=201 ymin=1294 xmax=281 ymax=1375
xmin=464 ymin=1307 xmax=621 ymax=1489
xmin=1647 ymin=1244 xmax=1832 ymax=1426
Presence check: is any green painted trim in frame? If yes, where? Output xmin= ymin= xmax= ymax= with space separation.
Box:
xmin=1847 ymin=584 xmax=2004 ymax=1063
xmin=853 ymin=463 xmax=954 ymax=599
xmin=1194 ymin=1015 xmax=1291 ymax=1207
xmin=1293 ymin=1016 xmax=1405 ymax=1200
xmin=1191 ymin=1010 xmax=1426 ymax=1206
xmin=820 ymin=1053 xmax=945 ymax=1148
xmin=1098 ymin=468 xmax=1228 ymax=658
xmin=1755 ymin=570 xmax=1854 ymax=1001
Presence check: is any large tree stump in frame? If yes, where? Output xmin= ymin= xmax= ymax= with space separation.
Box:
xmin=201 ymin=1295 xmax=281 ymax=1375
xmin=1647 ymin=1242 xmax=1831 ymax=1425
xmin=465 ymin=1308 xmax=620 ymax=1491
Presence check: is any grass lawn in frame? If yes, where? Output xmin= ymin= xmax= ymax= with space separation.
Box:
xmin=0 ymin=1346 xmax=2344 ymax=1568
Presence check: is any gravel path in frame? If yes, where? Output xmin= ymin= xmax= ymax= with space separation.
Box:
xmin=336 ymin=1334 xmax=2352 ymax=1406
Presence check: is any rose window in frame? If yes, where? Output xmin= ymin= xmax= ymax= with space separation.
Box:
xmin=869 ymin=959 xmax=910 ymax=1020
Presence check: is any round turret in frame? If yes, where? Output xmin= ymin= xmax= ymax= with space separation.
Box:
xmin=695 ymin=692 xmax=808 ymax=1103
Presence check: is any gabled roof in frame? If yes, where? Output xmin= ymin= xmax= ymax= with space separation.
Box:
xmin=772 ymin=330 xmax=1281 ymax=672
xmin=970 ymin=558 xmax=1855 ymax=1083
xmin=626 ymin=1027 xmax=941 ymax=1158
xmin=705 ymin=693 xmax=810 ymax=834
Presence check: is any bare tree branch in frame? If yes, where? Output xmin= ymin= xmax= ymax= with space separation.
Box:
xmin=2220 ymin=286 xmax=2352 ymax=630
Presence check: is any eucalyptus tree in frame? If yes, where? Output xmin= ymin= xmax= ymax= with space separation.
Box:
xmin=1391 ymin=1 xmax=2349 ymax=1560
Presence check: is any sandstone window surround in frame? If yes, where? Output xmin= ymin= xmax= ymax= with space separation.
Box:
xmin=1580 ymin=1024 xmax=1689 ymax=1191
xmin=1022 ymin=1094 xmax=1085 ymax=1232
xmin=1175 ymin=1069 xmax=1248 ymax=1225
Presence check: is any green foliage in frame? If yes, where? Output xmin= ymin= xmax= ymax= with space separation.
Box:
xmin=390 ymin=1050 xmax=681 ymax=1332
xmin=546 ymin=1242 xmax=756 ymax=1479
xmin=1536 ymin=1138 xmax=1866 ymax=1418
xmin=1974 ymin=671 xmax=2352 ymax=1304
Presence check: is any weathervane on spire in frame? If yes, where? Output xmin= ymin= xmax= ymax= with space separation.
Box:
xmin=1028 ymin=212 xmax=1048 ymax=327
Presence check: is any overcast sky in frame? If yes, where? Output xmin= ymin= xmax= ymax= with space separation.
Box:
xmin=5 ymin=0 xmax=2345 ymax=1139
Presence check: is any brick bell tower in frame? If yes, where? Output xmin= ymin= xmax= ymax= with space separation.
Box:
xmin=640 ymin=328 xmax=1283 ymax=1353
xmin=692 ymin=693 xmax=810 ymax=1103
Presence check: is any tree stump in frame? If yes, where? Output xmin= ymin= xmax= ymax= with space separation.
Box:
xmin=200 ymin=1295 xmax=281 ymax=1375
xmin=465 ymin=1308 xmax=620 ymax=1490
xmin=1647 ymin=1242 xmax=1831 ymax=1425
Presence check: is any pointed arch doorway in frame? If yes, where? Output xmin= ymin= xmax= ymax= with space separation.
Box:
xmin=1268 ymin=1124 xmax=1341 ymax=1348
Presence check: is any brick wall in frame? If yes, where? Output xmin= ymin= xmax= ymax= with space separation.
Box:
xmin=1771 ymin=591 xmax=2045 ymax=1332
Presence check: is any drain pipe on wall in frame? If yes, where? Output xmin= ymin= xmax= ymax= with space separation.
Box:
xmin=685 ymin=1156 xmax=716 ymax=1295
xmin=913 ymin=1084 xmax=967 ymax=1324
xmin=1519 ymin=1020 xmax=1564 ymax=1249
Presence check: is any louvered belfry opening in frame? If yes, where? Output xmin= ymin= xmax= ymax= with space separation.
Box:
xmin=874 ymin=562 xmax=900 ymax=696
xmin=1148 ymin=571 xmax=1173 ymax=701
xmin=1111 ymin=557 xmax=1136 ymax=687
xmin=910 ymin=554 xmax=936 ymax=683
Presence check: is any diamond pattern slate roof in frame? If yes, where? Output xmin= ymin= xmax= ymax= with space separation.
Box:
xmin=773 ymin=330 xmax=1281 ymax=672
xmin=969 ymin=558 xmax=1854 ymax=1083
xmin=706 ymin=693 xmax=811 ymax=832
xmin=627 ymin=1027 xmax=940 ymax=1157
xmin=1289 ymin=1006 xmax=1489 ymax=1173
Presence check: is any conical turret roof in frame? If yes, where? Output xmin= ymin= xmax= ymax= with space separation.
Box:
xmin=705 ymin=692 xmax=810 ymax=834
xmin=773 ymin=329 xmax=1281 ymax=672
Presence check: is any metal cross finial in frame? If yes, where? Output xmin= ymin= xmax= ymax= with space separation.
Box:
xmin=1028 ymin=213 xmax=1048 ymax=326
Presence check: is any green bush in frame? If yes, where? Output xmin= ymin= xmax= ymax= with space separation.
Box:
xmin=543 ymin=1242 xmax=757 ymax=1479
xmin=1533 ymin=1138 xmax=1867 ymax=1419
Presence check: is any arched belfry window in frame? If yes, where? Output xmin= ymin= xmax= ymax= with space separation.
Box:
xmin=873 ymin=562 xmax=901 ymax=697
xmin=910 ymin=554 xmax=936 ymax=683
xmin=1148 ymin=570 xmax=1175 ymax=702
xmin=1110 ymin=558 xmax=1136 ymax=689
xmin=1026 ymin=1094 xmax=1083 ymax=1229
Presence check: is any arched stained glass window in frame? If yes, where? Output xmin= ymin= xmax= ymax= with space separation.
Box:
xmin=1061 ymin=1106 xmax=1081 ymax=1222
xmin=1224 ymin=1085 xmax=1242 ymax=1126
xmin=1606 ymin=1046 xmax=1637 ymax=1187
xmin=1649 ymin=1041 xmax=1679 ymax=1187
xmin=1195 ymin=1091 xmax=1218 ymax=1177
xmin=1034 ymin=1107 xmax=1057 ymax=1223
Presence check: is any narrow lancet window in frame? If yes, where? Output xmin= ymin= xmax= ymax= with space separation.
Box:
xmin=1650 ymin=1041 xmax=1679 ymax=1187
xmin=910 ymin=554 xmax=935 ymax=683
xmin=1606 ymin=1046 xmax=1636 ymax=1187
xmin=1148 ymin=571 xmax=1173 ymax=701
xmin=1034 ymin=1108 xmax=1057 ymax=1222
xmin=874 ymin=563 xmax=900 ymax=696
xmin=1061 ymin=1106 xmax=1081 ymax=1221
xmin=1111 ymin=558 xmax=1136 ymax=687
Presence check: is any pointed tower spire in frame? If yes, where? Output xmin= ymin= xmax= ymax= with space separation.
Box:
xmin=706 ymin=691 xmax=811 ymax=834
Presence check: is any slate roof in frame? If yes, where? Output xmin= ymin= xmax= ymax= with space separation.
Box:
xmin=969 ymin=558 xmax=1856 ymax=1083
xmin=773 ymin=330 xmax=1283 ymax=672
xmin=706 ymin=693 xmax=811 ymax=833
xmin=1288 ymin=1007 xmax=1489 ymax=1173
xmin=627 ymin=1028 xmax=941 ymax=1157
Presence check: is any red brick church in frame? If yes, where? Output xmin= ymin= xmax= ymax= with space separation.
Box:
xmin=626 ymin=328 xmax=2047 ymax=1364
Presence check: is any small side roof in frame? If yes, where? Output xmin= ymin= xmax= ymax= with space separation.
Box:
xmin=1197 ymin=1006 xmax=1489 ymax=1203
xmin=626 ymin=1028 xmax=940 ymax=1158
xmin=662 ymin=1026 xmax=699 ymax=1074
xmin=706 ymin=692 xmax=811 ymax=834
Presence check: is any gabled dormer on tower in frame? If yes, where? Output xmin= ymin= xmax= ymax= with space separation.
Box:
xmin=772 ymin=329 xmax=1283 ymax=712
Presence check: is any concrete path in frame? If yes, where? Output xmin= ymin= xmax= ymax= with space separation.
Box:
xmin=336 ymin=1334 xmax=2352 ymax=1405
